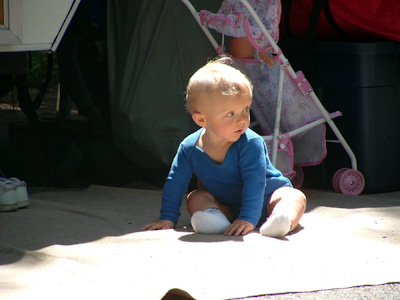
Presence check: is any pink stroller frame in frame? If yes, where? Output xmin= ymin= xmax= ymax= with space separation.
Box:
xmin=181 ymin=0 xmax=365 ymax=195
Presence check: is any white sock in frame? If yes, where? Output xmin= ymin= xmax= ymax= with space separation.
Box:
xmin=260 ymin=213 xmax=291 ymax=238
xmin=191 ymin=208 xmax=231 ymax=234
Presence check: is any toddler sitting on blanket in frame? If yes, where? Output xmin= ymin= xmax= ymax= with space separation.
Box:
xmin=141 ymin=57 xmax=306 ymax=237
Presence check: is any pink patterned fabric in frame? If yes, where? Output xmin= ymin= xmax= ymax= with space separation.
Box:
xmin=200 ymin=0 xmax=281 ymax=51
xmin=232 ymin=58 xmax=328 ymax=167
xmin=264 ymin=133 xmax=295 ymax=178
xmin=198 ymin=0 xmax=332 ymax=173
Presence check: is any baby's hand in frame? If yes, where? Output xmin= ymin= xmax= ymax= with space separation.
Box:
xmin=140 ymin=220 xmax=175 ymax=231
xmin=259 ymin=51 xmax=275 ymax=67
xmin=224 ymin=219 xmax=254 ymax=236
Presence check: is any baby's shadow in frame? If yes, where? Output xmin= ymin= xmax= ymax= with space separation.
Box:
xmin=178 ymin=233 xmax=244 ymax=243
xmin=175 ymin=224 xmax=305 ymax=243
xmin=176 ymin=225 xmax=244 ymax=243
xmin=288 ymin=224 xmax=305 ymax=235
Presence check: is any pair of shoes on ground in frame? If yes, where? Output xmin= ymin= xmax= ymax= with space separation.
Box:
xmin=0 ymin=177 xmax=29 ymax=212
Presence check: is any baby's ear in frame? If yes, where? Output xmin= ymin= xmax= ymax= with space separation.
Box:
xmin=192 ymin=112 xmax=206 ymax=127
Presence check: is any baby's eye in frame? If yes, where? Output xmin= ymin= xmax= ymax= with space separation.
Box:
xmin=226 ymin=112 xmax=234 ymax=117
xmin=243 ymin=106 xmax=250 ymax=113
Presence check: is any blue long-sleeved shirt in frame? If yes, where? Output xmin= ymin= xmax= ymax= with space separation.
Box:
xmin=160 ymin=128 xmax=291 ymax=227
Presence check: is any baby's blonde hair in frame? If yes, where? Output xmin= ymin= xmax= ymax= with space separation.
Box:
xmin=185 ymin=57 xmax=253 ymax=114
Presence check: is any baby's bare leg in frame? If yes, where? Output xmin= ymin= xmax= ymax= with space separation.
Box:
xmin=267 ymin=187 xmax=306 ymax=230
xmin=186 ymin=189 xmax=232 ymax=234
xmin=260 ymin=187 xmax=306 ymax=237
xmin=186 ymin=189 xmax=232 ymax=220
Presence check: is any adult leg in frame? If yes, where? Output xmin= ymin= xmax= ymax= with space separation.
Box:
xmin=187 ymin=189 xmax=232 ymax=234
xmin=260 ymin=187 xmax=306 ymax=237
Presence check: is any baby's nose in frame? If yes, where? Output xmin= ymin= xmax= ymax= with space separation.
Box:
xmin=237 ymin=113 xmax=247 ymax=124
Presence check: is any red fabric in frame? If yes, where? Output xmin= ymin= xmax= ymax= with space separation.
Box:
xmin=280 ymin=0 xmax=400 ymax=42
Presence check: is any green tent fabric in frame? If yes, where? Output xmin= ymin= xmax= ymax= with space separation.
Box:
xmin=107 ymin=0 xmax=221 ymax=171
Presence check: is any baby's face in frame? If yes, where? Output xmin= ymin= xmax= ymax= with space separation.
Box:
xmin=200 ymin=89 xmax=252 ymax=143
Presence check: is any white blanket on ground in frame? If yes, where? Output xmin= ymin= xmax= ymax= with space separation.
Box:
xmin=1 ymin=185 xmax=400 ymax=300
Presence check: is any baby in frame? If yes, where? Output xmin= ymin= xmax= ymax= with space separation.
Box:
xmin=141 ymin=57 xmax=306 ymax=237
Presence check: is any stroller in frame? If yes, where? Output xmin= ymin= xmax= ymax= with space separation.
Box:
xmin=181 ymin=0 xmax=365 ymax=195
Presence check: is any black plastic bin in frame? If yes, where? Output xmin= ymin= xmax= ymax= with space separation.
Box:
xmin=278 ymin=40 xmax=400 ymax=193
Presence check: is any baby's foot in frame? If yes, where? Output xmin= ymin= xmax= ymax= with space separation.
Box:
xmin=260 ymin=213 xmax=291 ymax=238
xmin=191 ymin=207 xmax=231 ymax=234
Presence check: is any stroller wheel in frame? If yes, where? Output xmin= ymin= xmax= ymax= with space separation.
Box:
xmin=337 ymin=169 xmax=365 ymax=195
xmin=332 ymin=168 xmax=348 ymax=193
xmin=291 ymin=166 xmax=304 ymax=189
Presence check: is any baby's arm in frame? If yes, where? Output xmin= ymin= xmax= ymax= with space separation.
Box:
xmin=140 ymin=219 xmax=175 ymax=231
xmin=141 ymin=141 xmax=193 ymax=232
